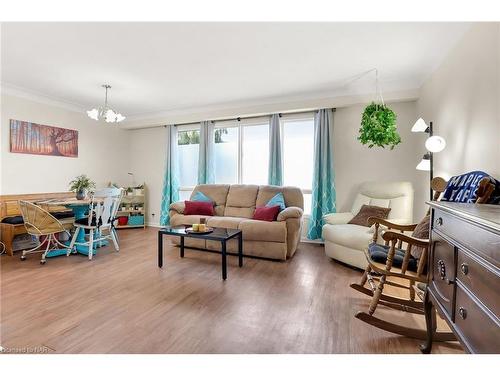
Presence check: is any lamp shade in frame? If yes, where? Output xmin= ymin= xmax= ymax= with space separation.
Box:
xmin=425 ymin=135 xmax=446 ymax=153
xmin=416 ymin=154 xmax=431 ymax=171
xmin=411 ymin=118 xmax=429 ymax=133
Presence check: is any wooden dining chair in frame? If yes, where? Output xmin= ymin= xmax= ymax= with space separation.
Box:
xmin=18 ymin=200 xmax=71 ymax=264
xmin=67 ymin=187 xmax=123 ymax=260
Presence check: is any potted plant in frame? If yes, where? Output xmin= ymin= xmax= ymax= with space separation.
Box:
xmin=69 ymin=175 xmax=96 ymax=200
xmin=358 ymin=102 xmax=401 ymax=149
xmin=125 ymin=187 xmax=134 ymax=196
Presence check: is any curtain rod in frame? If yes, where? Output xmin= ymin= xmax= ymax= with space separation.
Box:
xmin=162 ymin=107 xmax=336 ymax=127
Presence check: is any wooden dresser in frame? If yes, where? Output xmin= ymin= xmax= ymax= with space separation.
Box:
xmin=421 ymin=201 xmax=500 ymax=353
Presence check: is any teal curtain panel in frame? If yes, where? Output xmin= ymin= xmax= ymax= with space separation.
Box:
xmin=198 ymin=120 xmax=216 ymax=184
xmin=268 ymin=113 xmax=283 ymax=186
xmin=307 ymin=109 xmax=336 ymax=240
xmin=160 ymin=125 xmax=180 ymax=226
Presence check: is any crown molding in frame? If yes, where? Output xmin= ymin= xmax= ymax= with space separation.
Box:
xmin=1 ymin=82 xmax=86 ymax=113
xmin=123 ymin=88 xmax=420 ymax=130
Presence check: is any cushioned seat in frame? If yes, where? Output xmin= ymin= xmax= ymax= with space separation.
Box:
xmin=206 ymin=216 xmax=244 ymax=229
xmin=1 ymin=211 xmax=74 ymax=225
xmin=53 ymin=211 xmax=75 ymax=220
xmin=1 ymin=215 xmax=24 ymax=225
xmin=322 ymin=223 xmax=373 ymax=250
xmin=368 ymin=242 xmax=418 ymax=272
xmin=238 ymin=219 xmax=287 ymax=242
xmin=170 ymin=214 xmax=214 ymax=227
xmin=75 ymin=216 xmax=98 ymax=226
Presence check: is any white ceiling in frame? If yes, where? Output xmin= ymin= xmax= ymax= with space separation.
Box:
xmin=1 ymin=22 xmax=470 ymax=125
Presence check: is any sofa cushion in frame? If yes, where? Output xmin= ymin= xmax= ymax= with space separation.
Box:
xmin=265 ymin=192 xmax=286 ymax=211
xmin=1 ymin=215 xmax=24 ymax=225
xmin=322 ymin=223 xmax=373 ymax=251
xmin=256 ymin=185 xmax=303 ymax=210
xmin=206 ymin=216 xmax=245 ymax=229
xmin=170 ymin=214 xmax=213 ymax=227
xmin=368 ymin=243 xmax=418 ymax=272
xmin=192 ymin=184 xmax=230 ymax=216
xmin=239 ymin=219 xmax=287 ymax=242
xmin=224 ymin=184 xmax=259 ymax=218
xmin=348 ymin=204 xmax=391 ymax=227
xmin=192 ymin=191 xmax=213 ymax=203
xmin=253 ymin=205 xmax=280 ymax=222
xmin=184 ymin=201 xmax=214 ymax=216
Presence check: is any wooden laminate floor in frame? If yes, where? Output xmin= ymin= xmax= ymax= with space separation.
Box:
xmin=0 ymin=227 xmax=463 ymax=354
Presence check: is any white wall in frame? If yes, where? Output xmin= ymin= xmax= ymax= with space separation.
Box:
xmin=128 ymin=126 xmax=167 ymax=225
xmin=334 ymin=101 xmax=426 ymax=220
xmin=0 ymin=94 xmax=130 ymax=194
xmin=128 ymin=100 xmax=424 ymax=226
xmin=417 ymin=23 xmax=500 ymax=184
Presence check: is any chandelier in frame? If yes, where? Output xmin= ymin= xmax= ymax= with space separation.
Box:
xmin=87 ymin=84 xmax=125 ymax=123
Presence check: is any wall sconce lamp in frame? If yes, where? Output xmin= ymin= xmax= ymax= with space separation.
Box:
xmin=412 ymin=118 xmax=446 ymax=200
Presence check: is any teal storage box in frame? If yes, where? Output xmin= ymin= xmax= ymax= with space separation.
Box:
xmin=128 ymin=215 xmax=144 ymax=226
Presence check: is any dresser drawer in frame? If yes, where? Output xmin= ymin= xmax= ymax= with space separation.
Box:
xmin=432 ymin=208 xmax=500 ymax=265
xmin=454 ymin=285 xmax=500 ymax=353
xmin=457 ymin=249 xmax=500 ymax=315
xmin=429 ymin=231 xmax=456 ymax=318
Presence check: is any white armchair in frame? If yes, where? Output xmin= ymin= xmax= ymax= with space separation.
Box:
xmin=322 ymin=181 xmax=414 ymax=269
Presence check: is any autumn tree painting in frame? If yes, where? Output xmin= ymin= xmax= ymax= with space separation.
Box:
xmin=10 ymin=120 xmax=78 ymax=157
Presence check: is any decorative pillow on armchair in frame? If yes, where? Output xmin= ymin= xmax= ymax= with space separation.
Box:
xmin=348 ymin=204 xmax=391 ymax=227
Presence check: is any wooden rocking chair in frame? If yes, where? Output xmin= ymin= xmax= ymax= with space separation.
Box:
xmin=350 ymin=176 xmax=495 ymax=340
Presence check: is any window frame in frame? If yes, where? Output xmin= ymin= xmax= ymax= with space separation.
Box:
xmin=176 ymin=112 xmax=315 ymax=214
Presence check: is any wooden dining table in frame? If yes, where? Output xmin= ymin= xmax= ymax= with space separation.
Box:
xmin=39 ymin=197 xmax=104 ymax=257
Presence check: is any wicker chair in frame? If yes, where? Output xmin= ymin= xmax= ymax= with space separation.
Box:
xmin=18 ymin=200 xmax=71 ymax=264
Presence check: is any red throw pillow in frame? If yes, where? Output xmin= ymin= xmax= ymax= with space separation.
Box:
xmin=184 ymin=201 xmax=214 ymax=216
xmin=253 ymin=205 xmax=280 ymax=222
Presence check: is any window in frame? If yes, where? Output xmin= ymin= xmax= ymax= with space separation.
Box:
xmin=178 ymin=126 xmax=200 ymax=199
xmin=282 ymin=117 xmax=315 ymax=214
xmin=242 ymin=123 xmax=269 ymax=185
xmin=214 ymin=127 xmax=239 ymax=184
xmin=175 ymin=114 xmax=315 ymax=215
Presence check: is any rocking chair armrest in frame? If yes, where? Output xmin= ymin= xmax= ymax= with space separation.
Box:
xmin=382 ymin=231 xmax=430 ymax=248
xmin=367 ymin=217 xmax=418 ymax=232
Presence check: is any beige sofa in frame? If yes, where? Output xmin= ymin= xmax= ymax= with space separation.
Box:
xmin=169 ymin=184 xmax=304 ymax=260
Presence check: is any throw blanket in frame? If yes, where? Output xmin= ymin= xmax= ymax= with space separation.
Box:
xmin=441 ymin=171 xmax=500 ymax=204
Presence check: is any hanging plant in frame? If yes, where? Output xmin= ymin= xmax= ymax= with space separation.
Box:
xmin=356 ymin=69 xmax=401 ymax=150
xmin=358 ymin=102 xmax=400 ymax=149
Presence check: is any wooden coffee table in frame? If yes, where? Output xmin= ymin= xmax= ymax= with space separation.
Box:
xmin=158 ymin=226 xmax=243 ymax=280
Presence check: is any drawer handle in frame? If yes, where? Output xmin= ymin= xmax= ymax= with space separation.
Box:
xmin=436 ymin=217 xmax=443 ymax=226
xmin=437 ymin=260 xmax=455 ymax=285
xmin=459 ymin=307 xmax=467 ymax=320
xmin=461 ymin=263 xmax=469 ymax=275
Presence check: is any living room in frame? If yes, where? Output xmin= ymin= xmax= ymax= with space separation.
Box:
xmin=1 ymin=1 xmax=499 ymax=372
